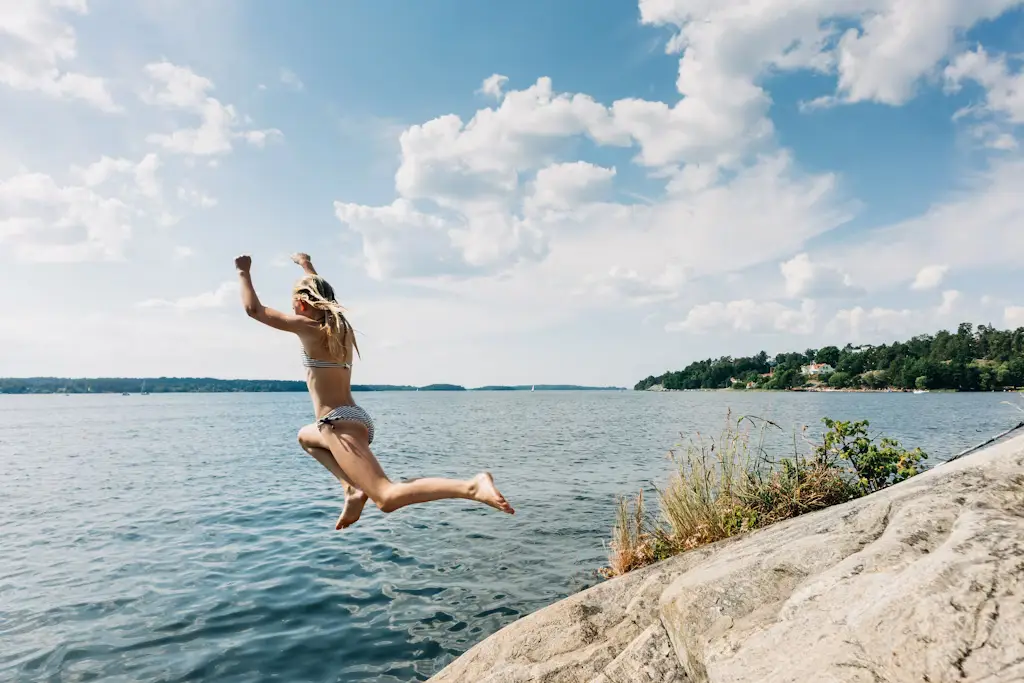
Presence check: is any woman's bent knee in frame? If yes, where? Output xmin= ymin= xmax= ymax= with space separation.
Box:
xmin=374 ymin=487 xmax=400 ymax=513
xmin=297 ymin=424 xmax=320 ymax=451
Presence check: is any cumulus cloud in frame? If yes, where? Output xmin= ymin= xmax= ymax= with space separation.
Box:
xmin=667 ymin=299 xmax=816 ymax=335
xmin=945 ymin=47 xmax=1024 ymax=124
xmin=332 ymin=0 xmax=1024 ymax=293
xmin=0 ymin=169 xmax=134 ymax=262
xmin=910 ymin=264 xmax=949 ymax=291
xmin=0 ymin=149 xmax=175 ymax=263
xmin=526 ymin=161 xmax=616 ymax=213
xmin=944 ymin=46 xmax=1024 ymax=149
xmin=336 ymin=75 xmax=852 ymax=284
xmin=829 ymin=0 xmax=1020 ymax=106
xmin=828 ymin=289 xmax=968 ymax=340
xmin=136 ymin=281 xmax=240 ymax=311
xmin=780 ymin=252 xmax=861 ymax=299
xmin=478 ymin=73 xmax=509 ymax=100
xmin=73 ymin=153 xmax=163 ymax=200
xmin=142 ymin=61 xmax=282 ymax=156
xmin=0 ymin=0 xmax=119 ymax=111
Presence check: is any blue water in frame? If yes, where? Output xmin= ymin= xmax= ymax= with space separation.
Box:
xmin=2 ymin=390 xmax=1021 ymax=682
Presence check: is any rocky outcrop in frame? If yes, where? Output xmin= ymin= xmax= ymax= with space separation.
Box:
xmin=430 ymin=431 xmax=1024 ymax=683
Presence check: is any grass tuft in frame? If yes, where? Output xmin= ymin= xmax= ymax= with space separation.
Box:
xmin=602 ymin=411 xmax=925 ymax=578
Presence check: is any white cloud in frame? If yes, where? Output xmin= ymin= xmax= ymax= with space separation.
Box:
xmin=937 ymin=289 xmax=961 ymax=315
xmin=526 ymin=161 xmax=616 ymax=213
xmin=580 ymin=264 xmax=687 ymax=305
xmin=136 ymin=281 xmax=239 ymax=311
xmin=667 ymin=299 xmax=816 ymax=335
xmin=827 ymin=305 xmax=916 ymax=340
xmin=0 ymin=0 xmax=119 ymax=111
xmin=910 ymin=264 xmax=949 ymax=291
xmin=142 ymin=61 xmax=282 ymax=156
xmin=803 ymin=159 xmax=1024 ymax=292
xmin=279 ymin=67 xmax=303 ymax=91
xmin=944 ymin=46 xmax=1024 ymax=149
xmin=831 ymin=0 xmax=1020 ymax=106
xmin=177 ymin=186 xmax=217 ymax=208
xmin=173 ymin=245 xmax=194 ymax=260
xmin=636 ymin=0 xmax=1020 ymax=122
xmin=478 ymin=74 xmax=508 ymax=100
xmin=393 ymin=76 xmax=627 ymax=208
xmin=828 ymin=289 xmax=967 ymax=340
xmin=1006 ymin=306 xmax=1024 ymax=328
xmin=333 ymin=198 xmax=471 ymax=280
xmin=0 ymin=169 xmax=134 ymax=262
xmin=0 ymin=149 xmax=169 ymax=263
xmin=337 ymin=71 xmax=852 ymax=284
xmin=73 ymin=153 xmax=162 ymax=200
xmin=780 ymin=253 xmax=861 ymax=299
xmin=945 ymin=46 xmax=1024 ymax=124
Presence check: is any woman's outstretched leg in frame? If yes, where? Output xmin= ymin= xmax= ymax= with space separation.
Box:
xmin=297 ymin=424 xmax=368 ymax=528
xmin=321 ymin=424 xmax=514 ymax=516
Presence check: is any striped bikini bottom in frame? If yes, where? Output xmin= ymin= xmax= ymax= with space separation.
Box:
xmin=316 ymin=405 xmax=376 ymax=444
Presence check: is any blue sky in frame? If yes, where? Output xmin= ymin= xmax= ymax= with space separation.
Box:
xmin=1 ymin=0 xmax=1023 ymax=387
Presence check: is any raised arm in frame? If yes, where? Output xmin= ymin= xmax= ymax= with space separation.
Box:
xmin=235 ymin=254 xmax=316 ymax=334
xmin=291 ymin=252 xmax=318 ymax=276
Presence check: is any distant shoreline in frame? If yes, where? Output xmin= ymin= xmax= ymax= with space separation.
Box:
xmin=643 ymin=386 xmax=1020 ymax=394
xmin=0 ymin=377 xmax=627 ymax=395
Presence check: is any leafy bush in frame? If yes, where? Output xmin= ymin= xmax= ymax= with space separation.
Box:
xmin=603 ymin=413 xmax=928 ymax=578
xmin=828 ymin=371 xmax=851 ymax=388
xmin=813 ymin=418 xmax=926 ymax=494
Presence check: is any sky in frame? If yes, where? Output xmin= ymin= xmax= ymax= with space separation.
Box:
xmin=1 ymin=0 xmax=1024 ymax=388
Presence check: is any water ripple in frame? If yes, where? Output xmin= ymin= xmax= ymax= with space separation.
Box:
xmin=1 ymin=391 xmax=1017 ymax=681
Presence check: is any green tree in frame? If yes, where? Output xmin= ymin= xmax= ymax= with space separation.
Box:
xmin=915 ymin=375 xmax=929 ymax=390
xmin=632 ymin=321 xmax=1024 ymax=393
xmin=815 ymin=346 xmax=841 ymax=367
xmin=828 ymin=372 xmax=851 ymax=388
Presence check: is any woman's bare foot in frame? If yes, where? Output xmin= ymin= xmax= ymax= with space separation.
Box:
xmin=335 ymin=488 xmax=368 ymax=530
xmin=470 ymin=472 xmax=514 ymax=514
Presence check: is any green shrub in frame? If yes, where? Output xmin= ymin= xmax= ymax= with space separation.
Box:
xmin=603 ymin=413 xmax=927 ymax=578
xmin=813 ymin=418 xmax=927 ymax=494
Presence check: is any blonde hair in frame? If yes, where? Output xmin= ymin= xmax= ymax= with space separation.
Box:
xmin=292 ymin=274 xmax=360 ymax=361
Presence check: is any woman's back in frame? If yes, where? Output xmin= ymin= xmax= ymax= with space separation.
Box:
xmin=300 ymin=335 xmax=357 ymax=417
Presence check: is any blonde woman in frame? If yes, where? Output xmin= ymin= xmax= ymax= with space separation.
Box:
xmin=235 ymin=252 xmax=514 ymax=529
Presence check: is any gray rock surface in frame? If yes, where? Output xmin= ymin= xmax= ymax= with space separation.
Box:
xmin=430 ymin=431 xmax=1024 ymax=683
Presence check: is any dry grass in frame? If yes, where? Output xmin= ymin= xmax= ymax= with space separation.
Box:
xmin=602 ymin=412 xmax=859 ymax=578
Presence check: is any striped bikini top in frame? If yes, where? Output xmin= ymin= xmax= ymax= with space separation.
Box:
xmin=301 ymin=348 xmax=351 ymax=370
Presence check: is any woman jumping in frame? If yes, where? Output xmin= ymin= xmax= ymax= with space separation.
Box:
xmin=235 ymin=252 xmax=514 ymax=529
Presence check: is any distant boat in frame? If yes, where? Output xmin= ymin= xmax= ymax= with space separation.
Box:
xmin=531 ymin=385 xmax=535 ymax=392
xmin=913 ymin=389 xmax=929 ymax=394
xmin=121 ymin=392 xmax=130 ymax=396
xmin=140 ymin=379 xmax=149 ymax=395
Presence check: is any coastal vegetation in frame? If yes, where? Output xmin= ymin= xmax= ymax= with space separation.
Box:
xmin=0 ymin=377 xmax=624 ymax=394
xmin=602 ymin=413 xmax=927 ymax=577
xmin=635 ymin=323 xmax=1024 ymax=392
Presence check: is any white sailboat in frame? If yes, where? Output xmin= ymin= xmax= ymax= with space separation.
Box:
xmin=531 ymin=385 xmax=535 ymax=392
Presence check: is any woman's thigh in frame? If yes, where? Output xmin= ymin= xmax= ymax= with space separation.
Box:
xmin=320 ymin=424 xmax=391 ymax=498
xmin=297 ymin=423 xmax=327 ymax=451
